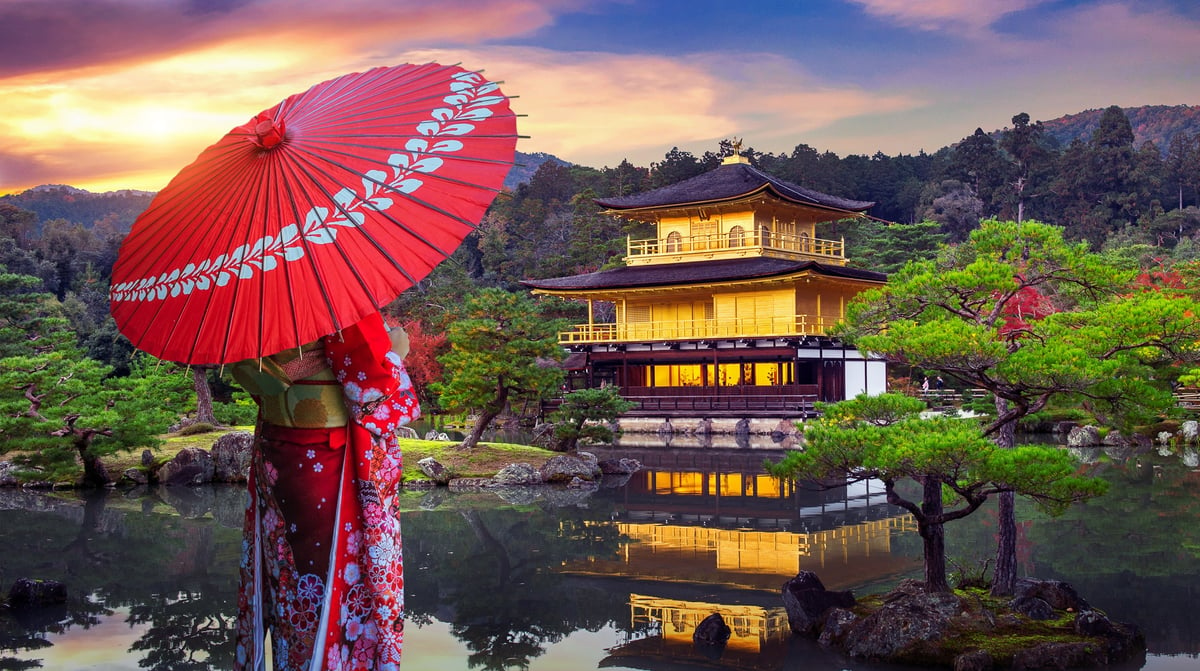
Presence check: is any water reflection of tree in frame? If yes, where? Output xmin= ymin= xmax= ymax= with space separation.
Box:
xmin=1019 ymin=454 xmax=1200 ymax=654
xmin=1 ymin=490 xmax=114 ymax=669
xmin=113 ymin=490 xmax=240 ymax=671
xmin=403 ymin=503 xmax=628 ymax=670
xmin=0 ymin=488 xmax=242 ymax=670
xmin=936 ymin=452 xmax=1200 ymax=655
xmin=127 ymin=589 xmax=236 ymax=671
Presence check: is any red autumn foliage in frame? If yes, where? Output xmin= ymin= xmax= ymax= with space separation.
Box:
xmin=997 ymin=280 xmax=1056 ymax=339
xmin=383 ymin=318 xmax=446 ymax=406
xmin=1134 ymin=259 xmax=1187 ymax=296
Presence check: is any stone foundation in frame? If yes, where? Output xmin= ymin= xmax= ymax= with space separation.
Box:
xmin=617 ymin=416 xmax=800 ymax=436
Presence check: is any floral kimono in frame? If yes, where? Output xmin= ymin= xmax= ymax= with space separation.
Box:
xmin=233 ymin=312 xmax=419 ymax=671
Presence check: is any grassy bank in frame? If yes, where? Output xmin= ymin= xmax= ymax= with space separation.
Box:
xmin=103 ymin=427 xmax=556 ymax=483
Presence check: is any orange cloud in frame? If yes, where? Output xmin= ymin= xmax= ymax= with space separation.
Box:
xmin=0 ymin=0 xmax=575 ymax=193
xmin=400 ymin=46 xmax=922 ymax=168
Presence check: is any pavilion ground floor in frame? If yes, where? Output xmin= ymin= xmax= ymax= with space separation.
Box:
xmin=558 ymin=335 xmax=886 ymax=423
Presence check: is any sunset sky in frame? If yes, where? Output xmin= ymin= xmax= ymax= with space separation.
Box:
xmin=1 ymin=0 xmax=1198 ymax=195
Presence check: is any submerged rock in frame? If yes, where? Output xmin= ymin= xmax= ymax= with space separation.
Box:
xmin=692 ymin=612 xmax=731 ymax=645
xmin=539 ymin=454 xmax=601 ymax=483
xmin=953 ymin=649 xmax=995 ymax=671
xmin=598 ymin=457 xmax=641 ymax=475
xmin=7 ymin=578 xmax=67 ymax=607
xmin=1011 ymin=642 xmax=1108 ymax=669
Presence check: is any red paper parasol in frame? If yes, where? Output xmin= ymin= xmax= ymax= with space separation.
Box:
xmin=110 ymin=62 xmax=518 ymax=364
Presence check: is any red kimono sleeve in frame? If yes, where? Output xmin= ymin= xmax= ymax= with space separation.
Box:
xmin=323 ymin=312 xmax=420 ymax=436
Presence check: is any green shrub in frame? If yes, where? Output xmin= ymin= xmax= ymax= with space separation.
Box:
xmin=214 ymin=392 xmax=258 ymax=427
xmin=178 ymin=422 xmax=215 ymax=436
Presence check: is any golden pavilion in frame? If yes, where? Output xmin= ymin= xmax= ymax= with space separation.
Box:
xmin=522 ymin=151 xmax=888 ymax=418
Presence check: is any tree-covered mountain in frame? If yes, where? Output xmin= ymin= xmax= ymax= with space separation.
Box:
xmin=1037 ymin=105 xmax=1200 ymax=154
xmin=0 ymin=185 xmax=155 ymax=234
xmin=504 ymin=151 xmax=571 ymax=191
xmin=3 ymin=103 xmax=1200 ymax=439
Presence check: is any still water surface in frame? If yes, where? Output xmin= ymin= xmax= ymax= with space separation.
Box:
xmin=1 ymin=444 xmax=1197 ymax=671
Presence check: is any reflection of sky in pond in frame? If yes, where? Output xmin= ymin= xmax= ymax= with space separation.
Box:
xmin=405 ymin=623 xmax=627 ymax=671
xmin=20 ymin=606 xmax=149 ymax=671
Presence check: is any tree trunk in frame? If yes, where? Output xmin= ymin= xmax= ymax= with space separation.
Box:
xmin=461 ymin=384 xmax=509 ymax=450
xmin=77 ymin=438 xmax=111 ymax=488
xmin=553 ymin=434 xmax=577 ymax=452
xmin=193 ymin=367 xmax=217 ymax=425
xmin=461 ymin=510 xmax=510 ymax=582
xmin=461 ymin=406 xmax=500 ymax=449
xmin=919 ymin=476 xmax=950 ymax=592
xmin=993 ymin=492 xmax=1017 ymax=595
xmin=991 ymin=396 xmax=1019 ymax=596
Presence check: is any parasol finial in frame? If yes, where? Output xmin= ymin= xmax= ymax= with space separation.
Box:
xmin=250 ymin=112 xmax=287 ymax=149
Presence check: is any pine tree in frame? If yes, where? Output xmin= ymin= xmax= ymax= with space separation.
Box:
xmin=0 ymin=269 xmax=185 ymax=485
xmin=834 ymin=220 xmax=1200 ymax=594
xmin=432 ymin=289 xmax=567 ymax=449
xmin=768 ymin=394 xmax=1106 ymax=592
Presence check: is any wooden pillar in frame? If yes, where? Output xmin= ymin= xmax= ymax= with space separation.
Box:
xmin=713 ymin=345 xmax=721 ymax=396
xmin=816 ymin=292 xmax=822 ymax=335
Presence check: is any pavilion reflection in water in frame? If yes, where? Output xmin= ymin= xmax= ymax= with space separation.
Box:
xmin=580 ymin=451 xmax=921 ymax=669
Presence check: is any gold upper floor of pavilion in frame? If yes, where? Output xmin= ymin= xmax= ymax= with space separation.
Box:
xmin=625 ymin=228 xmax=846 ymax=266
xmin=523 ymin=152 xmax=883 ymax=346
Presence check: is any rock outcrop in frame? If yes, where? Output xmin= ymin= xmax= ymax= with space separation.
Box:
xmin=781 ymin=573 xmax=1144 ymax=669
xmin=211 ymin=431 xmax=254 ymax=482
xmin=156 ymin=447 xmax=215 ymax=486
xmin=539 ymin=453 xmax=602 ymax=483
xmin=843 ymin=581 xmax=962 ymax=659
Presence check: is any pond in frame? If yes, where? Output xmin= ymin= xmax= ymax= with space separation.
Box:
xmin=1 ymin=444 xmax=1198 ymax=671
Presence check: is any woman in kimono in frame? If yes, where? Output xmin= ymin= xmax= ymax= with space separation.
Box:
xmin=231 ymin=312 xmax=419 ymax=671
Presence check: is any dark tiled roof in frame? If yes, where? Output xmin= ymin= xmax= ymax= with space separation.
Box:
xmin=522 ymin=257 xmax=886 ymax=292
xmin=594 ymin=162 xmax=874 ymax=213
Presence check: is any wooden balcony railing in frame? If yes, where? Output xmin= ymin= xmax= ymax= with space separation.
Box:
xmin=626 ymin=231 xmax=844 ymax=261
xmin=558 ymin=314 xmax=830 ymax=344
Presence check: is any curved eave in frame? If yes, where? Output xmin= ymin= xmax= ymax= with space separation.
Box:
xmin=523 ymin=261 xmax=887 ymax=301
xmin=599 ymin=184 xmax=871 ymax=220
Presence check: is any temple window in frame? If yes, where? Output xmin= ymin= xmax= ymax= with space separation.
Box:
xmin=728 ymin=225 xmax=746 ymax=248
xmin=665 ymin=231 xmax=682 ymax=253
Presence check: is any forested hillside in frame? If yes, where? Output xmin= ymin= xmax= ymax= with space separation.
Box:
xmin=1 ymin=185 xmax=154 ymax=234
xmin=1040 ymin=105 xmax=1200 ymax=154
